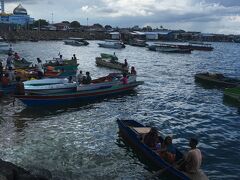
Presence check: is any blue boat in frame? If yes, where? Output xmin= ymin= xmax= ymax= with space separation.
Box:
xmin=117 ymin=119 xmax=191 ymax=180
xmin=15 ymin=81 xmax=144 ymax=107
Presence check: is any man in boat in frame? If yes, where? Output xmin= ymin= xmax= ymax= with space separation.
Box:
xmin=123 ymin=59 xmax=128 ymax=68
xmin=36 ymin=58 xmax=44 ymax=79
xmin=6 ymin=53 xmax=13 ymax=69
xmin=183 ymin=138 xmax=202 ymax=174
xmin=72 ymin=54 xmax=77 ymax=60
xmin=77 ymin=70 xmax=83 ymax=84
xmin=130 ymin=66 xmax=137 ymax=75
xmin=82 ymin=72 xmax=92 ymax=84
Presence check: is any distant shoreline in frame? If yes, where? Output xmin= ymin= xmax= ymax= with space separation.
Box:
xmin=0 ymin=30 xmax=107 ymax=42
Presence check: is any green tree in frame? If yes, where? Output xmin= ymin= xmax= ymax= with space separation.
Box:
xmin=33 ymin=19 xmax=49 ymax=28
xmin=70 ymin=21 xmax=81 ymax=28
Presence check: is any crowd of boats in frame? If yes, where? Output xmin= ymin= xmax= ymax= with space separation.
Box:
xmin=0 ymin=51 xmax=143 ymax=107
xmin=61 ymin=37 xmax=214 ymax=53
xmin=1 ymin=37 xmax=238 ymax=180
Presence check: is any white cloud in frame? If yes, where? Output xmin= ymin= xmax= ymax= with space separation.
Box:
xmin=3 ymin=0 xmax=240 ymax=34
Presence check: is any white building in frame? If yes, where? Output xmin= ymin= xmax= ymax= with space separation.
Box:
xmin=109 ymin=32 xmax=121 ymax=40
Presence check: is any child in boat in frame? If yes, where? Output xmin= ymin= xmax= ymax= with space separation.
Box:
xmin=121 ymin=73 xmax=128 ymax=84
xmin=158 ymin=136 xmax=177 ymax=164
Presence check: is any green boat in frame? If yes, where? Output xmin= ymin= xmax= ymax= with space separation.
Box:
xmin=100 ymin=53 xmax=118 ymax=61
xmin=44 ymin=59 xmax=77 ymax=67
xmin=13 ymin=58 xmax=32 ymax=68
xmin=224 ymin=87 xmax=240 ymax=103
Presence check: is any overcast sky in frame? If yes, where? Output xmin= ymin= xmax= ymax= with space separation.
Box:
xmin=3 ymin=0 xmax=240 ymax=34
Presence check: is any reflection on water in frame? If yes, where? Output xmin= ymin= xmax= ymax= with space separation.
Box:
xmin=0 ymin=41 xmax=240 ymax=179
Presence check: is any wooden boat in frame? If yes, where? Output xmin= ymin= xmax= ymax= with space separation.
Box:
xmin=129 ymin=38 xmax=147 ymax=47
xmin=195 ymin=73 xmax=240 ymax=88
xmin=117 ymin=120 xmax=208 ymax=180
xmin=187 ymin=42 xmax=213 ymax=51
xmin=44 ymin=59 xmax=77 ymax=67
xmin=95 ymin=57 xmax=129 ymax=71
xmin=224 ymin=87 xmax=240 ymax=103
xmin=13 ymin=58 xmax=32 ymax=68
xmin=148 ymin=43 xmax=192 ymax=53
xmin=44 ymin=65 xmax=78 ymax=78
xmin=63 ymin=37 xmax=89 ymax=46
xmin=77 ymin=73 xmax=137 ymax=91
xmin=98 ymin=40 xmax=125 ymax=49
xmin=24 ymin=78 xmax=77 ymax=95
xmin=100 ymin=53 xmax=118 ymax=61
xmin=15 ymin=81 xmax=144 ymax=107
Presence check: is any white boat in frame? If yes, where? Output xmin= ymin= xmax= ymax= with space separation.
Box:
xmin=0 ymin=37 xmax=13 ymax=54
xmin=148 ymin=43 xmax=192 ymax=53
xmin=63 ymin=37 xmax=89 ymax=46
xmin=98 ymin=40 xmax=125 ymax=49
xmin=24 ymin=78 xmax=77 ymax=95
xmin=77 ymin=73 xmax=136 ymax=91
xmin=23 ymin=74 xmax=137 ymax=95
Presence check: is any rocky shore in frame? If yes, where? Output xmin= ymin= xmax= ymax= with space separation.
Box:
xmin=0 ymin=159 xmax=52 ymax=180
xmin=0 ymin=30 xmax=107 ymax=42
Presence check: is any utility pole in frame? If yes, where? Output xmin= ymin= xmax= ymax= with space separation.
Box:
xmin=87 ymin=17 xmax=88 ymax=26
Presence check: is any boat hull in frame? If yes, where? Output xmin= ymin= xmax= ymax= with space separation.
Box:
xmin=224 ymin=87 xmax=240 ymax=103
xmin=195 ymin=73 xmax=240 ymax=88
xmin=117 ymin=120 xmax=190 ymax=180
xmin=15 ymin=81 xmax=144 ymax=107
xmin=95 ymin=57 xmax=128 ymax=71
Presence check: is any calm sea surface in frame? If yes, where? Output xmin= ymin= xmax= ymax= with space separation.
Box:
xmin=0 ymin=41 xmax=240 ymax=179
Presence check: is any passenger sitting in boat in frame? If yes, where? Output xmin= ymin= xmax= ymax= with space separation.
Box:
xmin=14 ymin=76 xmax=25 ymax=95
xmin=82 ymin=72 xmax=91 ymax=84
xmin=181 ymin=138 xmax=202 ymax=174
xmin=158 ymin=136 xmax=177 ymax=164
xmin=68 ymin=76 xmax=73 ymax=83
xmin=130 ymin=66 xmax=137 ymax=75
xmin=121 ymin=73 xmax=128 ymax=84
xmin=14 ymin=52 xmax=20 ymax=60
xmin=77 ymin=70 xmax=83 ymax=84
xmin=143 ymin=127 xmax=159 ymax=149
xmin=72 ymin=54 xmax=77 ymax=60
xmin=1 ymin=73 xmax=10 ymax=87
